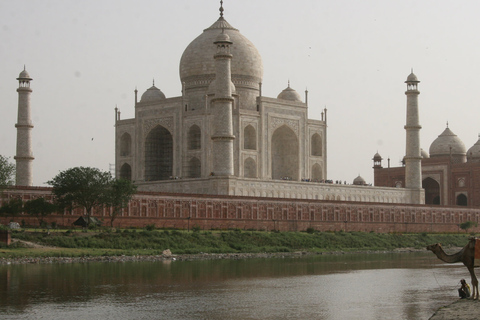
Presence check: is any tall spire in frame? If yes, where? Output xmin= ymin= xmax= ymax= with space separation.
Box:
xmin=15 ymin=67 xmax=34 ymax=186
xmin=219 ymin=0 xmax=224 ymax=17
xmin=404 ymin=70 xmax=423 ymax=204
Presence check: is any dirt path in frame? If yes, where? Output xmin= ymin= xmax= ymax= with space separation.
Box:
xmin=11 ymin=239 xmax=57 ymax=249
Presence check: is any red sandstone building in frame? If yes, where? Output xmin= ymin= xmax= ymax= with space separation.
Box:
xmin=374 ymin=127 xmax=480 ymax=207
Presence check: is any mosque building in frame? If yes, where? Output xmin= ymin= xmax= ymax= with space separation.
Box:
xmin=373 ymin=126 xmax=480 ymax=207
xmin=114 ymin=2 xmax=423 ymax=203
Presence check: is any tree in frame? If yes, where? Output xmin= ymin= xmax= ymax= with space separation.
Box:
xmin=0 ymin=155 xmax=15 ymax=189
xmin=460 ymin=221 xmax=478 ymax=233
xmin=106 ymin=179 xmax=137 ymax=227
xmin=0 ymin=198 xmax=23 ymax=221
xmin=47 ymin=167 xmax=113 ymax=228
xmin=24 ymin=197 xmax=57 ymax=227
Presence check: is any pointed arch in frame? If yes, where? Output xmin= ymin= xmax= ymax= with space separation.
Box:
xmin=244 ymin=157 xmax=257 ymax=178
xmin=311 ymin=133 xmax=322 ymax=156
xmin=423 ymin=177 xmax=440 ymax=205
xmin=244 ymin=125 xmax=256 ymax=150
xmin=120 ymin=133 xmax=132 ymax=156
xmin=272 ymin=125 xmax=299 ymax=180
xmin=311 ymin=163 xmax=322 ymax=181
xmin=188 ymin=157 xmax=201 ymax=178
xmin=120 ymin=163 xmax=132 ymax=181
xmin=145 ymin=125 xmax=173 ymax=181
xmin=188 ymin=125 xmax=201 ymax=150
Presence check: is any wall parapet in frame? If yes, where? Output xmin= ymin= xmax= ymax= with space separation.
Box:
xmin=0 ymin=186 xmax=474 ymax=233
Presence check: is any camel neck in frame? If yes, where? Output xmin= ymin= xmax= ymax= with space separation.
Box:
xmin=434 ymin=246 xmax=465 ymax=263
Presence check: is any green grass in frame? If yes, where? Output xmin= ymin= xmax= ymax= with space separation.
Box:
xmin=1 ymin=228 xmax=475 ymax=259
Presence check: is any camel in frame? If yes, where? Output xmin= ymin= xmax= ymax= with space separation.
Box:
xmin=427 ymin=238 xmax=479 ymax=299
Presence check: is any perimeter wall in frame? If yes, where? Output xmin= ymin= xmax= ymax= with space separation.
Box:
xmin=1 ymin=186 xmax=479 ymax=233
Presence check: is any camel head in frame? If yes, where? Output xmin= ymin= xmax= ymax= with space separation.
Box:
xmin=426 ymin=243 xmax=442 ymax=252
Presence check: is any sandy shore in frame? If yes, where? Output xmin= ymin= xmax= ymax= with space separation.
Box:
xmin=429 ymin=299 xmax=480 ymax=320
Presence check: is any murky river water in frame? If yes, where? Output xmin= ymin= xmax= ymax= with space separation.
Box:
xmin=0 ymin=252 xmax=466 ymax=319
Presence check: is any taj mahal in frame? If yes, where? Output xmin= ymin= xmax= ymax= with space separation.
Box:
xmin=10 ymin=3 xmax=424 ymax=204
xmin=110 ymin=2 xmax=423 ymax=204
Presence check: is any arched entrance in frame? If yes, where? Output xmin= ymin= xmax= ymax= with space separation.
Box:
xmin=120 ymin=133 xmax=132 ymax=156
xmin=120 ymin=163 xmax=132 ymax=181
xmin=271 ymin=125 xmax=299 ymax=180
xmin=145 ymin=125 xmax=173 ymax=181
xmin=422 ymin=177 xmax=440 ymax=205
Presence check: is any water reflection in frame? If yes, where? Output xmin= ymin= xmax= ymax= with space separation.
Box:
xmin=0 ymin=253 xmax=465 ymax=319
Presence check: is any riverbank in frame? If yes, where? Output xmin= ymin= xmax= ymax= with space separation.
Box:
xmin=0 ymin=229 xmax=474 ymax=264
xmin=0 ymin=247 xmax=428 ymax=265
xmin=429 ymin=299 xmax=480 ymax=320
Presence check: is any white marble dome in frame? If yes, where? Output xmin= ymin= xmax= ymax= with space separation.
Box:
xmin=429 ymin=127 xmax=466 ymax=158
xmin=18 ymin=68 xmax=32 ymax=80
xmin=179 ymin=17 xmax=263 ymax=84
xmin=140 ymin=85 xmax=166 ymax=103
xmin=277 ymin=85 xmax=302 ymax=102
xmin=406 ymin=72 xmax=419 ymax=82
xmin=353 ymin=175 xmax=366 ymax=185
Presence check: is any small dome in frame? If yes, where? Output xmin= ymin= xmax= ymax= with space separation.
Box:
xmin=140 ymin=85 xmax=166 ymax=103
xmin=373 ymin=152 xmax=382 ymax=161
xmin=17 ymin=68 xmax=32 ymax=80
xmin=421 ymin=148 xmax=429 ymax=159
xmin=406 ymin=72 xmax=419 ymax=83
xmin=467 ymin=135 xmax=480 ymax=162
xmin=429 ymin=127 xmax=466 ymax=161
xmin=353 ymin=175 xmax=366 ymax=186
xmin=215 ymin=31 xmax=231 ymax=43
xmin=277 ymin=84 xmax=302 ymax=102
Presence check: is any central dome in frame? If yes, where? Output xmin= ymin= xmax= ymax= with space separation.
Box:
xmin=179 ymin=17 xmax=263 ymax=86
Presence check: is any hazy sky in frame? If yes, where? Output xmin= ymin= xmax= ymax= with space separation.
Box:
xmin=1 ymin=0 xmax=480 ymax=186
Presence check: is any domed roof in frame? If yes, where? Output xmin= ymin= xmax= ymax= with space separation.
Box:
xmin=17 ymin=67 xmax=32 ymax=80
xmin=429 ymin=127 xmax=466 ymax=158
xmin=140 ymin=85 xmax=166 ymax=103
xmin=277 ymin=84 xmax=302 ymax=102
xmin=467 ymin=134 xmax=480 ymax=162
xmin=215 ymin=31 xmax=231 ymax=43
xmin=373 ymin=152 xmax=382 ymax=161
xmin=406 ymin=72 xmax=419 ymax=83
xmin=179 ymin=17 xmax=263 ymax=85
xmin=353 ymin=175 xmax=366 ymax=185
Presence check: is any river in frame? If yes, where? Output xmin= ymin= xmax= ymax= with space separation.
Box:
xmin=0 ymin=252 xmax=466 ymax=319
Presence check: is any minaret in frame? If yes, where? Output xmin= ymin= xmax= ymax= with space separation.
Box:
xmin=211 ymin=30 xmax=235 ymax=176
xmin=15 ymin=67 xmax=34 ymax=186
xmin=404 ymin=71 xmax=423 ymax=203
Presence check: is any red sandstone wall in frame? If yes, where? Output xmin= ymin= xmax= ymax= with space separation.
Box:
xmin=1 ymin=186 xmax=480 ymax=233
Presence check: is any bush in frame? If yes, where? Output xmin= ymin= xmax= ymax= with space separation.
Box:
xmin=192 ymin=225 xmax=201 ymax=232
xmin=145 ymin=224 xmax=156 ymax=231
xmin=306 ymin=227 xmax=315 ymax=234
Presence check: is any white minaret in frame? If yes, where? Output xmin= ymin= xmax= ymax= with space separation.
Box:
xmin=15 ymin=67 xmax=34 ymax=186
xmin=404 ymin=71 xmax=423 ymax=203
xmin=211 ymin=30 xmax=235 ymax=176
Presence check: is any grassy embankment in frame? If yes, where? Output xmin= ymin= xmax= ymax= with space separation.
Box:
xmin=0 ymin=228 xmax=475 ymax=259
